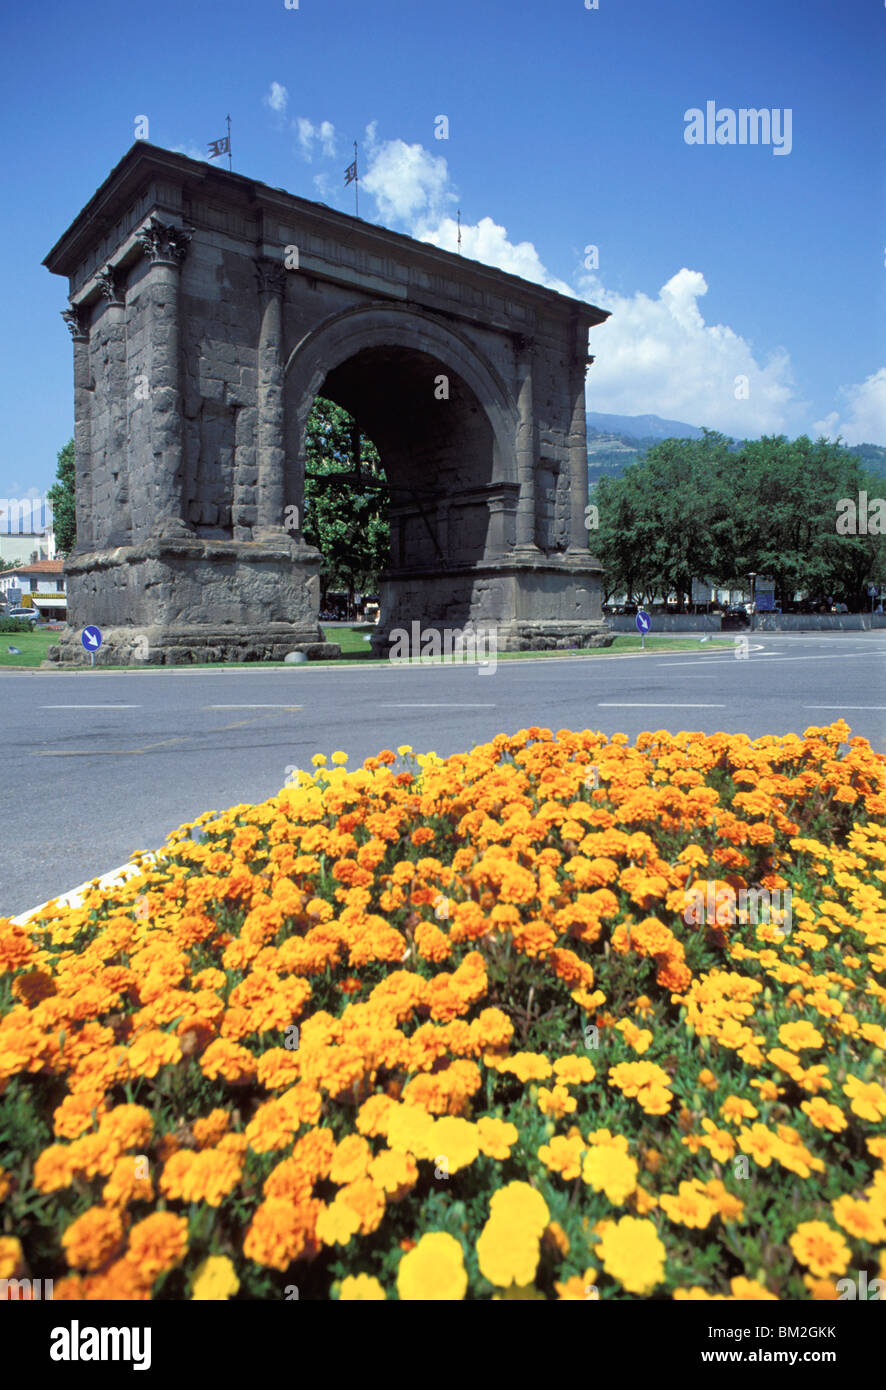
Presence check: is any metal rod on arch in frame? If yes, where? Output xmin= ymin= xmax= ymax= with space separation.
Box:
xmin=226 ymin=114 xmax=232 ymax=171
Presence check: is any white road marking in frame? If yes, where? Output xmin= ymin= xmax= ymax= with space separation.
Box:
xmin=661 ymin=651 xmax=884 ymax=668
xmin=804 ymin=706 xmax=886 ymax=711
xmin=598 ymin=702 xmax=726 ymax=708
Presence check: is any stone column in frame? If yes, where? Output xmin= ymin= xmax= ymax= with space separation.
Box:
xmin=62 ymin=305 xmax=94 ymax=552
xmin=254 ymin=258 xmax=287 ymax=539
xmin=514 ymin=335 xmax=539 ymax=554
xmin=136 ymin=217 xmax=193 ymax=539
xmin=95 ymin=266 xmax=131 ymax=545
xmin=567 ymin=335 xmax=591 ymax=554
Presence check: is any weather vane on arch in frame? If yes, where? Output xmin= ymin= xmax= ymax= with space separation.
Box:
xmin=207 ymin=116 xmax=232 ymax=171
xmin=344 ymin=141 xmax=359 ymax=215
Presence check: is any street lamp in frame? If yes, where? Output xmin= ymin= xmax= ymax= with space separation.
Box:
xmin=747 ymin=572 xmax=756 ymax=631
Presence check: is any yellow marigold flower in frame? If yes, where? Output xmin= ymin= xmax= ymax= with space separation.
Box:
xmin=489 ymin=1181 xmax=550 ymax=1235
xmin=789 ymin=1221 xmax=851 ymax=1278
xmin=582 ymin=1145 xmax=638 ymax=1205
xmin=803 ymin=1274 xmax=840 ymax=1300
xmin=330 ymin=751 xmax=348 ymax=764
xmin=339 ymin=1273 xmax=386 ymax=1300
xmin=749 ymin=1077 xmax=782 ymax=1102
xmin=831 ymin=1194 xmax=886 ymax=1244
xmin=729 ymin=1276 xmax=777 ymax=1300
xmin=659 ymin=1181 xmax=718 ymax=1230
xmin=477 ymin=1115 xmax=518 ymax=1159
xmin=698 ymin=1068 xmax=719 ymax=1091
xmin=315 ymin=1196 xmax=361 ymax=1247
xmin=552 ymin=1055 xmax=596 ymax=1085
xmin=795 ymin=1102 xmax=845 ymax=1142
xmin=397 ymin=1232 xmax=467 ymax=1300
xmin=538 ymin=1134 xmax=585 ymax=1181
xmin=477 ymin=1218 xmax=541 ymax=1289
xmin=191 ymin=1255 xmax=239 ymax=1300
xmin=608 ymin=1061 xmax=672 ymax=1115
xmin=719 ymin=1095 xmax=758 ymax=1124
xmin=778 ymin=1021 xmax=824 ymax=1050
xmin=554 ymin=1267 xmax=599 ymax=1300
xmin=430 ymin=1116 xmax=480 ymax=1173
xmin=311 ymin=754 xmax=327 ymax=766
xmin=61 ymin=1206 xmax=124 ymax=1271
xmin=538 ymin=1083 xmax=577 ymax=1119
xmin=386 ymin=1104 xmax=437 ymax=1160
xmin=329 ymin=1134 xmax=373 ymax=1186
xmin=595 ymin=1216 xmax=666 ymax=1295
xmin=738 ymin=1122 xmax=781 ymax=1168
xmin=367 ymin=1148 xmax=418 ymax=1200
xmin=844 ymin=1075 xmax=886 ymax=1122
xmin=704 ymin=1180 xmax=744 ymax=1223
xmin=0 ymin=1237 xmax=25 ymax=1279
xmin=496 ymin=1051 xmax=553 ymax=1082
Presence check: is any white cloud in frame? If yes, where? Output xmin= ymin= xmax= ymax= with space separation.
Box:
xmin=813 ymin=368 xmax=886 ymax=446
xmin=418 ymin=214 xmax=575 ymax=297
xmin=296 ymin=117 xmax=336 ymax=162
xmin=361 ymin=138 xmax=454 ymax=224
xmin=171 ymin=142 xmax=207 ymax=162
xmin=578 ymin=267 xmax=802 ymax=437
xmin=264 ymin=82 xmax=288 ymax=114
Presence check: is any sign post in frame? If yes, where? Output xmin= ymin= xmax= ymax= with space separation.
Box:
xmin=636 ymin=609 xmax=651 ymax=650
xmin=81 ymin=625 xmax=102 ymax=668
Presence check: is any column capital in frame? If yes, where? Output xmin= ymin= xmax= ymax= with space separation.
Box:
xmin=96 ymin=265 xmax=125 ymax=307
xmin=255 ymin=257 xmax=287 ymax=296
xmin=62 ymin=305 xmax=89 ymax=342
xmin=137 ymin=217 xmax=192 ymax=266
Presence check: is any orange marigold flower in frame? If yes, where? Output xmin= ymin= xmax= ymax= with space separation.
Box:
xmin=127 ymin=1212 xmax=189 ymax=1282
xmin=61 ymin=1206 xmax=124 ymax=1271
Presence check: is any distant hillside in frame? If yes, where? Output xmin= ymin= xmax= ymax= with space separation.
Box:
xmin=586 ymin=415 xmax=886 ymax=486
xmin=847 ymin=443 xmax=886 ymax=481
xmin=586 ymin=412 xmax=718 ymax=485
xmin=587 ymin=411 xmax=706 ymax=441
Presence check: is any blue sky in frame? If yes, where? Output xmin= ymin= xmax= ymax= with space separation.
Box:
xmin=1 ymin=0 xmax=884 ymax=500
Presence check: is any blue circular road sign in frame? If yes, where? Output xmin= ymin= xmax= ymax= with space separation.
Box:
xmin=81 ymin=625 xmax=103 ymax=652
xmin=636 ymin=610 xmax=651 ymax=634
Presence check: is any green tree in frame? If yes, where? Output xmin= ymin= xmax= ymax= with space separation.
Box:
xmin=47 ymin=438 xmax=76 ymax=554
xmin=593 ymin=431 xmax=886 ymax=611
xmin=303 ymin=398 xmax=389 ymax=608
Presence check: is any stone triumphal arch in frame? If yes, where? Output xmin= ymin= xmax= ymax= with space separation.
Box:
xmin=44 ymin=143 xmax=611 ymax=663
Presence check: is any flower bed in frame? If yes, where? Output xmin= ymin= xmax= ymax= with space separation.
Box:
xmin=1 ymin=722 xmax=885 ymax=1301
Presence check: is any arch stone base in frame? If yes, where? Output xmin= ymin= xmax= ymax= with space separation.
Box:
xmin=372 ymin=555 xmax=610 ymax=655
xmin=47 ymin=538 xmax=340 ymax=665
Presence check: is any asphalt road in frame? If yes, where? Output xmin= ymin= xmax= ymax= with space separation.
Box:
xmin=2 ymin=631 xmax=884 ymax=919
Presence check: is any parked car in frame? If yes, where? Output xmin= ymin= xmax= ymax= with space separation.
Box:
xmin=5 ymin=608 xmax=41 ymax=625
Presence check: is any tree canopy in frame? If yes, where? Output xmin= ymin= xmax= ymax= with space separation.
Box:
xmin=591 ymin=432 xmax=885 ymax=609
xmin=302 ymin=397 xmax=390 ymax=601
xmin=47 ymin=438 xmax=76 ymax=555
